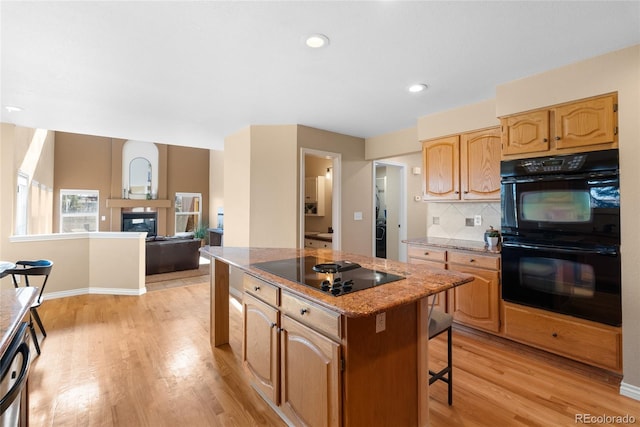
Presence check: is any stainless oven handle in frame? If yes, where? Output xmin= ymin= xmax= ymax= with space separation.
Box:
xmin=501 ymin=170 xmax=618 ymax=184
xmin=502 ymin=242 xmax=618 ymax=256
xmin=0 ymin=341 xmax=31 ymax=414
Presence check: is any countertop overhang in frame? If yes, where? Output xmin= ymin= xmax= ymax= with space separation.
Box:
xmin=0 ymin=287 xmax=38 ymax=356
xmin=200 ymin=246 xmax=474 ymax=317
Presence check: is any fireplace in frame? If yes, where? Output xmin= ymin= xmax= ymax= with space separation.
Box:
xmin=122 ymin=211 xmax=157 ymax=237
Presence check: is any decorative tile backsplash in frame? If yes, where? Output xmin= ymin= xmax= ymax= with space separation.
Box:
xmin=426 ymin=202 xmax=501 ymax=242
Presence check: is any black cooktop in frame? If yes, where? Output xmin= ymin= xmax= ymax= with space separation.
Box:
xmin=251 ymin=256 xmax=405 ymax=296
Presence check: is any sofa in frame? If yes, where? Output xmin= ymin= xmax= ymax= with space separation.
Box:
xmin=145 ymin=236 xmax=201 ymax=275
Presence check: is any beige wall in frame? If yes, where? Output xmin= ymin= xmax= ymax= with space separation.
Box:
xmin=365 ymin=126 xmax=419 ymax=160
xmin=223 ymin=127 xmax=252 ymax=246
xmin=297 ymin=126 xmax=370 ymax=256
xmin=1 ymin=124 xmax=55 ymax=259
xmin=54 ymin=131 xmax=209 ymax=236
xmin=209 ymin=150 xmax=224 ymax=227
xmin=0 ymin=233 xmax=144 ymax=296
xmin=418 ymin=99 xmax=499 ymax=143
xmin=496 ymin=44 xmax=640 ymax=392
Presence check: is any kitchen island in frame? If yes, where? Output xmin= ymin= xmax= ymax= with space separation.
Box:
xmin=200 ymin=246 xmax=473 ymax=427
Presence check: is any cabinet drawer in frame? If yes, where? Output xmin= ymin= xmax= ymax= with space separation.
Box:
xmin=504 ymin=304 xmax=621 ymax=372
xmin=244 ymin=274 xmax=279 ymax=307
xmin=281 ymin=291 xmax=341 ymax=341
xmin=407 ymin=246 xmax=446 ymax=263
xmin=448 ymin=251 xmax=499 ymax=270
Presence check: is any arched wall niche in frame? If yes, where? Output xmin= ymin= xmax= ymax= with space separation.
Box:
xmin=122 ymin=140 xmax=159 ymax=199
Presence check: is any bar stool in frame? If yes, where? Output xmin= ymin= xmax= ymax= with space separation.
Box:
xmin=428 ymin=309 xmax=453 ymax=405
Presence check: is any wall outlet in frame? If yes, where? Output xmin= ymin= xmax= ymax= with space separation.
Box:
xmin=474 ymin=215 xmax=482 ymax=226
xmin=375 ymin=312 xmax=386 ymax=333
xmin=354 ymin=211 xmax=363 ymax=221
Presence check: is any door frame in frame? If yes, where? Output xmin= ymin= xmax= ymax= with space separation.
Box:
xmin=299 ymin=148 xmax=342 ymax=250
xmin=372 ymin=161 xmax=407 ymax=261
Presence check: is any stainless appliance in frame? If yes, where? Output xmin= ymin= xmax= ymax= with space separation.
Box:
xmin=0 ymin=322 xmax=31 ymax=427
xmin=252 ymin=256 xmax=405 ymax=296
xmin=500 ymin=149 xmax=621 ymax=326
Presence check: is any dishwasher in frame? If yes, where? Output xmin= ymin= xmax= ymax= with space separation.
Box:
xmin=0 ymin=322 xmax=31 ymax=427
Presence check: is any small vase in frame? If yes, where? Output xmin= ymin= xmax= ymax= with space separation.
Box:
xmin=488 ymin=236 xmax=499 ymax=248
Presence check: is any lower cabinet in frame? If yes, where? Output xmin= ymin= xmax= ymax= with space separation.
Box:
xmin=280 ymin=315 xmax=341 ymax=427
xmin=243 ymin=293 xmax=280 ymax=404
xmin=242 ymin=275 xmax=342 ymax=426
xmin=407 ymin=244 xmax=501 ymax=333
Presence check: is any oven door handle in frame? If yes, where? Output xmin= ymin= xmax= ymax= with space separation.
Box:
xmin=502 ymin=242 xmax=618 ymax=256
xmin=0 ymin=341 xmax=31 ymax=415
xmin=501 ymin=170 xmax=618 ymax=184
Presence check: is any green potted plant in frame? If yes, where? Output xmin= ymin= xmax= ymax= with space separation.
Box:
xmin=485 ymin=226 xmax=500 ymax=248
xmin=193 ymin=222 xmax=209 ymax=246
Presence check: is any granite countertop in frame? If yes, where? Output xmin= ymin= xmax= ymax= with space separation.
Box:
xmin=201 ymin=246 xmax=473 ymax=317
xmin=304 ymin=232 xmax=333 ymax=242
xmin=0 ymin=287 xmax=38 ymax=356
xmin=403 ymin=236 xmax=501 ymax=255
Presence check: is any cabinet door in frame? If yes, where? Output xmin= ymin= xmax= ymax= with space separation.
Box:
xmin=408 ymin=257 xmax=448 ymax=312
xmin=305 ymin=177 xmax=318 ymax=203
xmin=554 ymin=94 xmax=616 ymax=150
xmin=501 ymin=110 xmax=550 ymax=156
xmin=280 ymin=315 xmax=341 ymax=427
xmin=447 ymin=265 xmax=500 ymax=333
xmin=243 ymin=293 xmax=280 ymax=405
xmin=460 ymin=127 xmax=501 ymax=200
xmin=422 ymin=135 xmax=460 ymax=200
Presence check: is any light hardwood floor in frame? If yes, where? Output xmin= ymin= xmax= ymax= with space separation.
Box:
xmin=30 ymin=280 xmax=639 ymax=426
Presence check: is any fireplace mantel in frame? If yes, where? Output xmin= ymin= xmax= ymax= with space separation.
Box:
xmin=106 ymin=199 xmax=172 ymax=209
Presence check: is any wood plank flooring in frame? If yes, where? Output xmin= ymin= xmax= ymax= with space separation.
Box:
xmin=29 ymin=280 xmax=640 ymax=426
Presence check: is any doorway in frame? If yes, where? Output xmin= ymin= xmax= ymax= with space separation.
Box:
xmin=373 ymin=161 xmax=406 ymax=261
xmin=300 ymin=149 xmax=341 ymax=250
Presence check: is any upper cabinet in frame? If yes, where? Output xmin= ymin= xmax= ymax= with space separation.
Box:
xmin=422 ymin=127 xmax=500 ymax=201
xmin=500 ymin=93 xmax=618 ymax=159
xmin=304 ymin=176 xmax=325 ymax=216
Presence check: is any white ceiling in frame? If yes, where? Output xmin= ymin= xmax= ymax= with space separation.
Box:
xmin=2 ymin=1 xmax=639 ymax=151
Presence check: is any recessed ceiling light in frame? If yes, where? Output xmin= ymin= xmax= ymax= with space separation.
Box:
xmin=305 ymin=34 xmax=330 ymax=48
xmin=408 ymin=84 xmax=428 ymax=93
xmin=4 ymin=105 xmax=23 ymax=113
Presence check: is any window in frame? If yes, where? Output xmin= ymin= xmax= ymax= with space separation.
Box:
xmin=15 ymin=172 xmax=29 ymax=235
xmin=60 ymin=190 xmax=99 ymax=232
xmin=175 ymin=193 xmax=201 ymax=235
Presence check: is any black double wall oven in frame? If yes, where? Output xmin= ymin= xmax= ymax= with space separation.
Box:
xmin=500 ymin=149 xmax=621 ymax=326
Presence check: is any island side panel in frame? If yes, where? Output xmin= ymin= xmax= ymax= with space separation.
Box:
xmin=418 ymin=297 xmax=430 ymax=427
xmin=210 ymin=258 xmax=230 ymax=347
xmin=342 ymin=302 xmax=419 ymax=426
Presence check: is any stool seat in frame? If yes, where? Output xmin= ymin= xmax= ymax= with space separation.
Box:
xmin=429 ymin=309 xmax=453 ymax=338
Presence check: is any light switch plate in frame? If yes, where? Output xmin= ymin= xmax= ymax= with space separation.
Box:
xmin=354 ymin=211 xmax=363 ymax=221
xmin=474 ymin=215 xmax=482 ymax=226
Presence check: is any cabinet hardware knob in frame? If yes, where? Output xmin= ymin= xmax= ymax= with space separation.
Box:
xmin=463 ymin=191 xmax=469 ymax=194
xmin=300 ymin=308 xmax=308 ymax=315
xmin=270 ymin=323 xmax=277 ymax=329
xmin=277 ymin=327 xmax=284 ymax=333
xmin=543 ymin=138 xmax=548 ymax=142
xmin=454 ymin=191 xmax=459 ymax=194
xmin=424 ymin=252 xmax=429 ymax=255
xmin=552 ymin=332 xmax=558 ymax=338
xmin=254 ymin=286 xmax=260 ymax=291
xmin=469 ymin=259 xmax=475 ymax=262
xmin=555 ymin=136 xmax=561 ymax=141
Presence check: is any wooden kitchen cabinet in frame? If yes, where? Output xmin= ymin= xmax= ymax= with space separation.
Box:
xmin=407 ymin=245 xmax=448 ymax=312
xmin=447 ymin=254 xmax=501 ymax=333
xmin=304 ymin=176 xmax=325 ymax=216
xmin=243 ymin=293 xmax=280 ymax=405
xmin=280 ymin=315 xmax=341 ymax=427
xmin=242 ymin=275 xmax=342 ymax=426
xmin=407 ymin=243 xmax=501 ymax=334
xmin=501 ymin=93 xmax=618 ymax=159
xmin=422 ymin=127 xmax=500 ymax=201
xmin=503 ymin=302 xmax=622 ymax=372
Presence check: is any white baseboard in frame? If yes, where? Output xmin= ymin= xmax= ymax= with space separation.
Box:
xmin=620 ymin=381 xmax=640 ymax=401
xmin=45 ymin=286 xmax=146 ymax=300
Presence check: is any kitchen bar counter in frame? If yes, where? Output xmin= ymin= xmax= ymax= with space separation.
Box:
xmin=0 ymin=287 xmax=37 ymax=356
xmin=200 ymin=246 xmax=474 ymax=427
xmin=200 ymin=246 xmax=473 ymax=317
xmin=403 ymin=236 xmax=501 ymax=254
